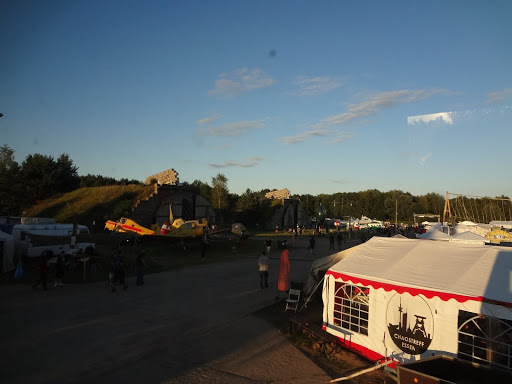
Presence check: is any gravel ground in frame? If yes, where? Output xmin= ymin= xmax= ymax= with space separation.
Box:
xmin=2 ymin=235 xmax=392 ymax=384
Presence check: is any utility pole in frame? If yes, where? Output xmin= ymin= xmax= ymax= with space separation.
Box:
xmin=395 ymin=199 xmax=398 ymax=226
xmin=349 ymin=202 xmax=353 ymax=239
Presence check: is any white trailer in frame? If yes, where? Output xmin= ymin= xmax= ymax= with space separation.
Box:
xmin=12 ymin=223 xmax=95 ymax=258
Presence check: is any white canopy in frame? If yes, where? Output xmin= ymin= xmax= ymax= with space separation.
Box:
xmin=450 ymin=231 xmax=488 ymax=245
xmin=454 ymin=222 xmax=491 ymax=237
xmin=303 ymin=244 xmax=363 ymax=295
xmin=417 ymin=229 xmax=450 ymax=241
xmin=327 ymin=236 xmax=512 ymax=304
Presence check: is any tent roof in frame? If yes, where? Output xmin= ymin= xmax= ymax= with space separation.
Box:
xmin=459 ymin=220 xmax=478 ymax=226
xmin=417 ymin=229 xmax=450 ymax=240
xmin=304 ymin=244 xmax=363 ymax=295
xmin=490 ymin=221 xmax=512 ymax=229
xmin=451 ymin=231 xmax=488 ymax=243
xmin=327 ymin=237 xmax=512 ymax=305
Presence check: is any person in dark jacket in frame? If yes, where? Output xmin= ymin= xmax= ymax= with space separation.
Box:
xmin=309 ymin=236 xmax=316 ymax=255
xmin=112 ymin=249 xmax=127 ymax=292
xmin=54 ymin=251 xmax=65 ymax=287
xmin=33 ymin=251 xmax=49 ymax=291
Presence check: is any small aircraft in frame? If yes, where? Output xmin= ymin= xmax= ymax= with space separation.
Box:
xmin=230 ymin=222 xmax=250 ymax=239
xmin=152 ymin=218 xmax=209 ymax=238
xmin=105 ymin=217 xmax=155 ymax=235
xmin=105 ymin=216 xmax=248 ymax=240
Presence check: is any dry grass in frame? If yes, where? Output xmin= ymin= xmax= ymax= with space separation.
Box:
xmin=24 ymin=184 xmax=155 ymax=224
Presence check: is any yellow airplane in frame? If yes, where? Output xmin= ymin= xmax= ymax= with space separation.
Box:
xmin=105 ymin=217 xmax=155 ymax=235
xmin=152 ymin=218 xmax=208 ymax=238
xmin=105 ymin=217 xmax=246 ymax=239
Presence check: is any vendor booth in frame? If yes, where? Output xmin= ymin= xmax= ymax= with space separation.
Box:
xmin=322 ymin=237 xmax=512 ymax=374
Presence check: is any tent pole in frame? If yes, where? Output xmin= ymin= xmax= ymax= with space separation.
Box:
xmin=327 ymin=359 xmax=392 ymax=382
xmin=300 ymin=276 xmax=324 ymax=312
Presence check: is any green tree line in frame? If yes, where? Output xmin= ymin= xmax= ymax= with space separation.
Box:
xmin=0 ymin=145 xmax=142 ymax=216
xmin=1 ymin=145 xmax=510 ymax=225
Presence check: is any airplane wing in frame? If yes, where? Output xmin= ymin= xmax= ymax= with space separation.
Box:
xmin=104 ymin=218 xmax=155 ymax=235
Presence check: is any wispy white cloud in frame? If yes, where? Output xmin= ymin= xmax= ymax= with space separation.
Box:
xmin=312 ymin=89 xmax=448 ymax=129
xmin=288 ymin=75 xmax=343 ymax=96
xmin=198 ymin=114 xmax=222 ymax=125
xmin=208 ymin=68 xmax=274 ymax=98
xmin=419 ymin=152 xmax=432 ymax=166
xmin=197 ymin=119 xmax=266 ymax=137
xmin=487 ymin=88 xmax=512 ymax=103
xmin=407 ymin=112 xmax=453 ymax=125
xmin=208 ymin=157 xmax=264 ymax=168
xmin=279 ymin=129 xmax=331 ymax=145
xmin=327 ymin=131 xmax=354 ymax=144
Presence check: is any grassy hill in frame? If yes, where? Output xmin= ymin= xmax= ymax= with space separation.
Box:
xmin=25 ymin=184 xmax=156 ymax=230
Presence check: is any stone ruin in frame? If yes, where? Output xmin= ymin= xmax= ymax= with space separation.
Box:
xmin=265 ymin=188 xmax=291 ymax=200
xmin=145 ymin=169 xmax=179 ymax=185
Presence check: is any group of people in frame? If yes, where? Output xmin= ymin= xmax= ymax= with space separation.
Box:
xmin=33 ymin=250 xmax=66 ymax=291
xmin=109 ymin=248 xmax=146 ymax=292
xmin=258 ymin=237 xmax=290 ymax=294
xmin=328 ymin=232 xmax=345 ymax=250
xmin=32 ymin=246 xmax=147 ymax=293
xmin=258 ymin=231 xmax=348 ymax=292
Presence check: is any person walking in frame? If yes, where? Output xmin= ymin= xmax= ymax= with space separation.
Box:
xmin=54 ymin=251 xmax=65 ymax=287
xmin=309 ymin=235 xmax=316 ymax=255
xmin=264 ymin=237 xmax=272 ymax=255
xmin=329 ymin=233 xmax=335 ymax=250
xmin=33 ymin=251 xmax=49 ymax=291
xmin=201 ymin=235 xmax=208 ymax=260
xmin=277 ymin=245 xmax=290 ymax=296
xmin=111 ymin=249 xmax=127 ymax=292
xmin=257 ymin=251 xmax=269 ymax=289
xmin=136 ymin=249 xmax=146 ymax=286
xmin=337 ymin=232 xmax=343 ymax=250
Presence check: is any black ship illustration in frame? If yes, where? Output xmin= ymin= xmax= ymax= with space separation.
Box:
xmin=388 ymin=297 xmax=433 ymax=355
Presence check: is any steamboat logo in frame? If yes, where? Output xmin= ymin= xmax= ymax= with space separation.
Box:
xmin=386 ymin=293 xmax=434 ymax=355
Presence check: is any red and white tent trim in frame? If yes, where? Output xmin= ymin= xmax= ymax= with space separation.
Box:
xmin=322 ymin=237 xmax=512 ymax=370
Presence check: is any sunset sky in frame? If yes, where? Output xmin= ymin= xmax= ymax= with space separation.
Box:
xmin=1 ymin=1 xmax=511 ymax=197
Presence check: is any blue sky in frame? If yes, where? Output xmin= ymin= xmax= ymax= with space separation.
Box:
xmin=1 ymin=1 xmax=511 ymax=197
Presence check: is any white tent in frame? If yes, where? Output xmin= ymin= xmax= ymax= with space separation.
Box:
xmin=0 ymin=230 xmax=15 ymax=273
xmin=303 ymin=244 xmax=363 ymax=295
xmin=417 ymin=229 xmax=450 ymax=240
xmin=489 ymin=221 xmax=512 ymax=230
xmin=450 ymin=231 xmax=488 ymax=245
xmin=322 ymin=237 xmax=512 ymax=370
xmin=454 ymin=222 xmax=491 ymax=238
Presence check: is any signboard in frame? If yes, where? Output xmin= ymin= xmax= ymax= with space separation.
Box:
xmin=386 ymin=293 xmax=434 ymax=355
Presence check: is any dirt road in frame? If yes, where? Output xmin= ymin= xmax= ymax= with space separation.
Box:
xmin=2 ymin=236 xmax=357 ymax=383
